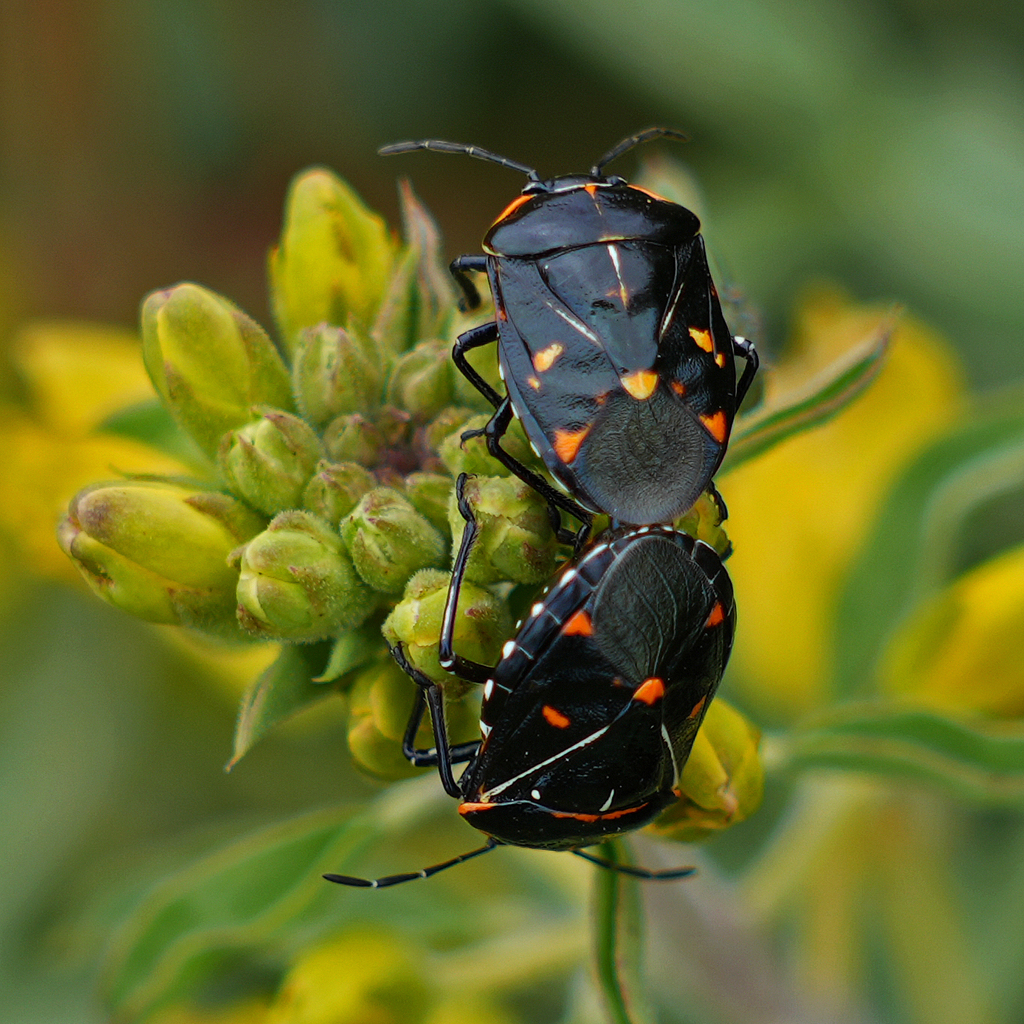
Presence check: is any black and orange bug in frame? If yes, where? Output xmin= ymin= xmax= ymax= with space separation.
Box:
xmin=324 ymin=474 xmax=735 ymax=887
xmin=379 ymin=128 xmax=759 ymax=531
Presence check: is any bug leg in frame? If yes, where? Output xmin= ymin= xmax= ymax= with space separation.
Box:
xmin=732 ymin=336 xmax=759 ymax=411
xmin=391 ymin=643 xmax=479 ymax=798
xmin=324 ymin=838 xmax=499 ymax=889
xmin=452 ymin=321 xmax=503 ymax=408
xmin=706 ymin=481 xmax=729 ymax=524
xmin=450 ymin=254 xmax=488 ymax=312
xmin=439 ymin=474 xmax=502 ymax=683
xmin=468 ymin=398 xmax=592 ymax=547
xmin=571 ymin=848 xmax=696 ymax=881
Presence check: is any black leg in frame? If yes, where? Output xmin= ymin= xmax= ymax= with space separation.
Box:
xmin=733 ymin=336 xmax=759 ymax=411
xmin=450 ymin=254 xmax=488 ymax=312
xmin=571 ymin=848 xmax=696 ymax=881
xmin=324 ymin=838 xmax=499 ymax=889
xmin=391 ymin=643 xmax=479 ymax=798
xmin=452 ymin=321 xmax=503 ymax=408
xmin=439 ymin=474 xmax=502 ymax=682
xmin=465 ymin=399 xmax=593 ymax=547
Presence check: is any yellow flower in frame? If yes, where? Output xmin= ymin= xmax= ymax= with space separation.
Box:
xmin=722 ymin=285 xmax=964 ymax=718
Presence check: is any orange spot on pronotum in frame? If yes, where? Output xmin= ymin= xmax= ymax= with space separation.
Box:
xmin=458 ymin=801 xmax=494 ymax=815
xmin=629 ymin=184 xmax=669 ymax=203
xmin=562 ymin=609 xmax=593 ymax=636
xmin=553 ymin=425 xmax=591 ymax=463
xmin=632 ymin=677 xmax=666 ymax=705
xmin=532 ymin=342 xmax=564 ymax=372
xmin=705 ymin=601 xmax=725 ymax=628
xmin=493 ymin=193 xmax=531 ymax=224
xmin=542 ymin=705 xmax=571 ymax=728
xmin=584 ymin=183 xmax=600 ymax=197
xmin=620 ymin=369 xmax=659 ymax=400
xmin=700 ymin=410 xmax=728 ymax=443
xmin=688 ymin=326 xmax=714 ymax=353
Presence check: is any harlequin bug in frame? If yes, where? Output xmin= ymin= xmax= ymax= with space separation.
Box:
xmin=324 ymin=474 xmax=735 ymax=887
xmin=379 ymin=127 xmax=759 ymax=530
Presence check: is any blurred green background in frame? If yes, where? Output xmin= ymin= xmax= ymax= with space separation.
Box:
xmin=1 ymin=2 xmax=1023 ymax=1023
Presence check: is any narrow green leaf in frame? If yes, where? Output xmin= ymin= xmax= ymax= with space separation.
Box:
xmin=721 ymin=315 xmax=893 ymax=473
xmin=98 ymin=399 xmax=212 ymax=470
xmin=834 ymin=388 xmax=1024 ymax=698
xmin=779 ymin=703 xmax=1024 ymax=804
xmin=227 ymin=642 xmax=333 ymax=769
xmin=591 ymin=841 xmax=652 ymax=1024
xmin=313 ymin=622 xmax=382 ymax=683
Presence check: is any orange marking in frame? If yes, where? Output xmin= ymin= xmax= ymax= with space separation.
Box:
xmin=715 ymin=352 xmax=726 ymax=368
xmin=542 ymin=705 xmax=571 ymax=729
xmin=629 ymin=185 xmax=669 ymax=202
xmin=584 ymin=183 xmax=600 ymax=197
xmin=700 ymin=410 xmax=728 ymax=443
xmin=493 ymin=193 xmax=531 ymax=224
xmin=527 ymin=375 xmax=541 ymax=390
xmin=532 ymin=342 xmax=564 ymax=372
xmin=563 ymin=609 xmax=593 ymax=636
xmin=595 ymin=391 xmax=610 ymax=405
xmin=632 ymin=677 xmax=666 ymax=705
xmin=688 ymin=326 xmax=714 ymax=353
xmin=459 ymin=801 xmax=494 ymax=815
xmin=620 ymin=369 xmax=659 ymax=400
xmin=670 ymin=380 xmax=687 ymax=397
xmin=552 ymin=803 xmax=648 ymax=823
xmin=553 ymin=425 xmax=591 ymax=463
xmin=687 ymin=695 xmax=708 ymax=721
xmin=705 ymin=601 xmax=725 ymax=628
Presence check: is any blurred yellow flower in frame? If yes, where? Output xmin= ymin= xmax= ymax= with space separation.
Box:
xmin=722 ymin=285 xmax=965 ymax=719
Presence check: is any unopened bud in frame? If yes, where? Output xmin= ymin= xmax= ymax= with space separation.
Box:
xmin=234 ymin=510 xmax=372 ymax=640
xmin=218 ymin=409 xmax=324 ymax=515
xmin=340 ymin=488 xmax=445 ymax=594
xmin=301 ymin=461 xmax=377 ymax=528
xmin=292 ymin=323 xmax=384 ymax=428
xmin=58 ymin=479 xmax=264 ymax=634
xmin=386 ymin=339 xmax=457 ymax=422
xmin=436 ymin=412 xmax=541 ymax=479
xmin=141 ymin=283 xmax=293 ymax=458
xmin=323 ymin=413 xmax=385 ymax=466
xmin=402 ymin=472 xmax=452 ymax=535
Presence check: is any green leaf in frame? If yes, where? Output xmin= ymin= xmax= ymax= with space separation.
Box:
xmin=721 ymin=314 xmax=893 ymax=473
xmin=98 ymin=399 xmax=212 ymax=471
xmin=778 ymin=703 xmax=1024 ymax=804
xmin=227 ymin=642 xmax=333 ymax=769
xmin=834 ymin=387 xmax=1024 ymax=698
xmin=313 ymin=623 xmax=383 ymax=683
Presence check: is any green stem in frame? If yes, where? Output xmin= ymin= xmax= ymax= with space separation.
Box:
xmin=591 ymin=839 xmax=649 ymax=1024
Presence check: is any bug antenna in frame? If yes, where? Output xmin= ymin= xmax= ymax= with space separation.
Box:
xmin=592 ymin=127 xmax=689 ymax=176
xmin=572 ymin=847 xmax=697 ymax=881
xmin=379 ymin=140 xmax=539 ymax=181
xmin=323 ymin=838 xmax=499 ymax=889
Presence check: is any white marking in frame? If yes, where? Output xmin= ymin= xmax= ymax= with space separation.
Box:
xmin=637 ymin=526 xmax=650 ymax=534
xmin=560 ymin=568 xmax=578 ymax=585
xmin=607 ymin=243 xmax=628 ymax=307
xmin=599 ymin=789 xmax=616 ymax=813
xmin=498 ymin=363 xmax=505 ymax=381
xmin=661 ymin=723 xmax=681 ymax=786
xmin=501 ymin=640 xmax=516 ymax=659
xmin=480 ymin=721 xmax=492 ymax=738
xmin=482 ymin=725 xmax=611 ymax=800
xmin=530 ymin=602 xmax=544 ymax=618
xmin=531 ymin=789 xmax=542 ymax=801
xmin=484 ymin=678 xmax=495 ymax=700
xmin=549 ymin=302 xmax=601 ymax=344
xmin=515 ymin=619 xmax=523 ymax=629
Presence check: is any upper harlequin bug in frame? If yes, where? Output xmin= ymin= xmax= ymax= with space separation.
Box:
xmin=324 ymin=474 xmax=735 ymax=887
xmin=379 ymin=127 xmax=759 ymax=530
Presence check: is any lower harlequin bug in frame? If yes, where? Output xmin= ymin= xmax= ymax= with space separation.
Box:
xmin=324 ymin=474 xmax=735 ymax=887
xmin=380 ymin=128 xmax=759 ymax=534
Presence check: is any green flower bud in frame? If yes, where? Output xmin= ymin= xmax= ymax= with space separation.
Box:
xmin=449 ymin=475 xmax=559 ymax=585
xmin=646 ymin=699 xmax=764 ymax=843
xmin=402 ymin=472 xmax=452 ymax=535
xmin=340 ymin=488 xmax=446 ymax=594
xmin=218 ymin=409 xmax=324 ymax=515
xmin=234 ymin=510 xmax=372 ymax=640
xmin=57 ymin=479 xmax=264 ymax=634
xmin=422 ymin=406 xmax=478 ymax=457
xmin=386 ymin=339 xmax=457 ymax=422
xmin=322 ymin=413 xmax=386 ymax=466
xmin=269 ymin=168 xmax=396 ymax=356
xmin=346 ymin=658 xmax=424 ymax=780
xmin=383 ymin=569 xmax=511 ymax=687
xmin=437 ymin=412 xmax=541 ymax=479
xmin=141 ymin=283 xmax=293 ymax=458
xmin=292 ymin=323 xmax=384 ymax=428
xmin=301 ymin=460 xmax=377 ymax=528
